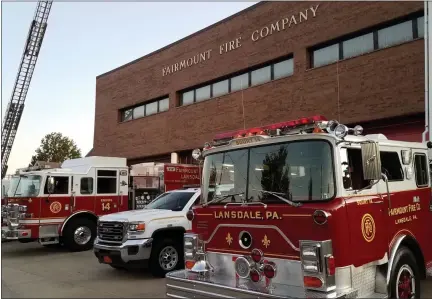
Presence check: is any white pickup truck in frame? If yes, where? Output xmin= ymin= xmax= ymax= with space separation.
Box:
xmin=93 ymin=187 xmax=200 ymax=277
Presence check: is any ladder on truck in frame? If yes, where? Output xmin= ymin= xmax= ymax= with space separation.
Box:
xmin=1 ymin=1 xmax=52 ymax=179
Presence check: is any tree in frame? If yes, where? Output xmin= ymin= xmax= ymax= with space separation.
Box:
xmin=29 ymin=132 xmax=82 ymax=167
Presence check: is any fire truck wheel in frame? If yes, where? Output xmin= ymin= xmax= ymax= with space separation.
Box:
xmin=149 ymin=238 xmax=184 ymax=278
xmin=389 ymin=246 xmax=420 ymax=299
xmin=63 ymin=217 xmax=96 ymax=252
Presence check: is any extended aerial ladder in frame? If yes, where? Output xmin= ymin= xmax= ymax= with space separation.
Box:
xmin=1 ymin=1 xmax=52 ymax=179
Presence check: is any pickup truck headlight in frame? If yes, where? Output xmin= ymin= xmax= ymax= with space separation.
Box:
xmin=128 ymin=222 xmax=145 ymax=232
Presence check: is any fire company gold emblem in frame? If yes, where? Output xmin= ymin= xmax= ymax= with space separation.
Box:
xmin=361 ymin=213 xmax=375 ymax=242
xmin=226 ymin=232 xmax=233 ymax=246
xmin=50 ymin=201 xmax=62 ymax=214
xmin=262 ymin=235 xmax=271 ymax=248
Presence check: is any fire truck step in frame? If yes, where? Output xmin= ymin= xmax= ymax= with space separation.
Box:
xmin=39 ymin=237 xmax=59 ymax=245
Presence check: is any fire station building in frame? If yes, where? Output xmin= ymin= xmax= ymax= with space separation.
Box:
xmin=90 ymin=1 xmax=425 ymax=165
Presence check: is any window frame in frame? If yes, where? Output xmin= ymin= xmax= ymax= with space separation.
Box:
xmin=379 ymin=151 xmax=404 ymax=182
xmin=413 ymin=153 xmax=429 ymax=187
xmin=120 ymin=96 xmax=169 ymax=122
xmin=96 ymin=169 xmax=118 ymax=195
xmin=43 ymin=175 xmax=71 ymax=195
xmin=309 ymin=11 xmax=424 ymax=68
xmin=180 ymin=55 xmax=294 ymax=106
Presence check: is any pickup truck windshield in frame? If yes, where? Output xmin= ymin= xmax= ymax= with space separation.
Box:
xmin=146 ymin=192 xmax=195 ymax=211
xmin=202 ymin=140 xmax=335 ymax=205
xmin=7 ymin=175 xmax=42 ymax=198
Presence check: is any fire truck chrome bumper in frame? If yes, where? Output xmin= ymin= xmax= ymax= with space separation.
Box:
xmin=93 ymin=237 xmax=153 ymax=263
xmin=1 ymin=227 xmax=31 ymax=240
xmin=166 ymin=270 xmax=358 ymax=299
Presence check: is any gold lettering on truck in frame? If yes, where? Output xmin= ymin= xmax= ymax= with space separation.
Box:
xmin=214 ymin=210 xmax=282 ymax=220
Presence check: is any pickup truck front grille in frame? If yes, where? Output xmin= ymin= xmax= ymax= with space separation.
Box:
xmin=97 ymin=221 xmax=125 ymax=244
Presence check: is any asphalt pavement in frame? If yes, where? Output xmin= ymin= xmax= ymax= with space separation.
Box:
xmin=1 ymin=241 xmax=431 ymax=298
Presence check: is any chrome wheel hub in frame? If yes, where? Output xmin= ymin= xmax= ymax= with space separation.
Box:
xmin=396 ymin=264 xmax=416 ymax=299
xmin=73 ymin=226 xmax=91 ymax=245
xmin=159 ymin=246 xmax=178 ymax=271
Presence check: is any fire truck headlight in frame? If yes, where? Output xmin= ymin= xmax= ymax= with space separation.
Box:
xmin=128 ymin=222 xmax=145 ymax=232
xmin=334 ymin=124 xmax=349 ymax=138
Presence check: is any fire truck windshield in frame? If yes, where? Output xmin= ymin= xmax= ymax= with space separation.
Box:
xmin=202 ymin=140 xmax=335 ymax=205
xmin=7 ymin=175 xmax=42 ymax=197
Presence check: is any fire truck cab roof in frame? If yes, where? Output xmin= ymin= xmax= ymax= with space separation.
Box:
xmin=15 ymin=156 xmax=127 ymax=176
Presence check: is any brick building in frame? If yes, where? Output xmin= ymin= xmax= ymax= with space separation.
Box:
xmin=90 ymin=1 xmax=425 ymax=165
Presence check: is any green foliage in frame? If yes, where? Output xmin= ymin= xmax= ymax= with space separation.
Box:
xmin=29 ymin=132 xmax=82 ymax=167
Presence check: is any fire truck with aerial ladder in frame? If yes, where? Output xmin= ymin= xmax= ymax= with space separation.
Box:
xmin=0 ymin=0 xmax=201 ymax=250
xmin=165 ymin=115 xmax=432 ymax=299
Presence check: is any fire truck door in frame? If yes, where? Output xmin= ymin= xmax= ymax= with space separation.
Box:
xmin=40 ymin=175 xmax=72 ymax=222
xmin=341 ymin=148 xmax=388 ymax=266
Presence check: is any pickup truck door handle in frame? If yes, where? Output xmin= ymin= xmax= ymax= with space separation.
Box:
xmin=373 ymin=200 xmax=384 ymax=204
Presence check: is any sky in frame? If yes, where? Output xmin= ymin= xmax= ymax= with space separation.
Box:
xmin=1 ymin=1 xmax=256 ymax=175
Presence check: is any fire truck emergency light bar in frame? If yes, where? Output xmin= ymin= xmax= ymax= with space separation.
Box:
xmin=213 ymin=115 xmax=328 ymax=143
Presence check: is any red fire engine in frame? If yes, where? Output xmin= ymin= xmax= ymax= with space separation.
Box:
xmin=1 ymin=156 xmax=200 ymax=251
xmin=166 ymin=115 xmax=432 ymax=299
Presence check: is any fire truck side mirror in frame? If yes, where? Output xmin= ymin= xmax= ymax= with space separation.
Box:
xmin=47 ymin=176 xmax=55 ymax=194
xmin=361 ymin=142 xmax=382 ymax=181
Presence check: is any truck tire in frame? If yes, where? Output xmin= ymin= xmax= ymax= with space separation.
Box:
xmin=62 ymin=217 xmax=96 ymax=252
xmin=389 ymin=246 xmax=421 ymax=299
xmin=149 ymin=238 xmax=183 ymax=278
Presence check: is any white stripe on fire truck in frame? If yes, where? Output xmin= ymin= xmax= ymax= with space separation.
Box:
xmin=21 ymin=218 xmax=66 ymax=224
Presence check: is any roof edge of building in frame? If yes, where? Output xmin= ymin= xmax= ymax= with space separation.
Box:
xmin=96 ymin=1 xmax=265 ymax=80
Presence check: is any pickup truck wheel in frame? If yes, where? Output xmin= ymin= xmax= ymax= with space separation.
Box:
xmin=63 ymin=218 xmax=96 ymax=252
xmin=149 ymin=238 xmax=183 ymax=278
xmin=389 ymin=246 xmax=420 ymax=299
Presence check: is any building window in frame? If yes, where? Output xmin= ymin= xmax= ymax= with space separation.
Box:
xmin=313 ymin=44 xmax=339 ymax=68
xmin=146 ymin=101 xmax=158 ymax=116
xmin=182 ymin=90 xmax=194 ymax=106
xmin=159 ymin=98 xmax=169 ymax=112
xmin=133 ymin=106 xmax=145 ymax=119
xmin=417 ymin=16 xmax=424 ymax=38
xmin=179 ymin=56 xmax=294 ymax=107
xmin=343 ymin=33 xmax=374 ymax=59
xmin=231 ymin=73 xmax=249 ymax=92
xmin=251 ymin=66 xmax=271 ymax=87
xmin=120 ymin=96 xmax=169 ymax=122
xmin=212 ymin=80 xmax=229 ymax=97
xmin=122 ymin=109 xmax=133 ymax=122
xmin=274 ymin=59 xmax=293 ymax=80
xmin=414 ymin=153 xmax=428 ymax=187
xmin=97 ymin=170 xmax=117 ymax=194
xmin=195 ymin=85 xmax=211 ymax=102
xmin=378 ymin=20 xmax=413 ymax=49
xmin=310 ymin=13 xmax=423 ymax=68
